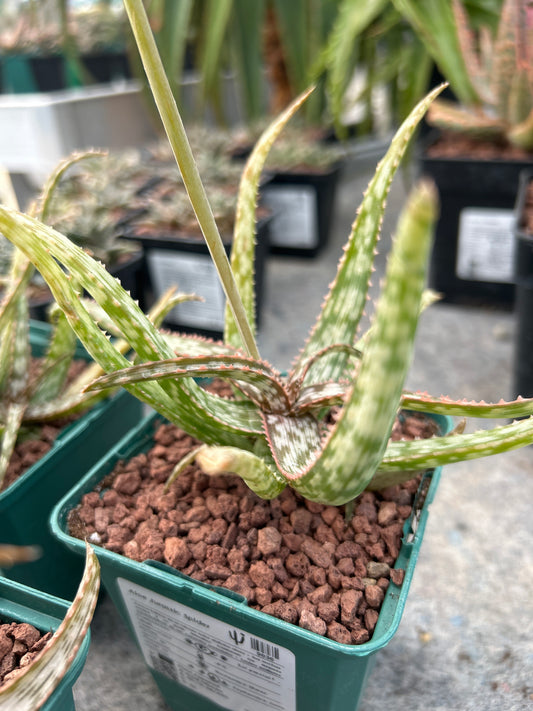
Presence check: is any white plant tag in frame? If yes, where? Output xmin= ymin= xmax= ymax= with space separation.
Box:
xmin=262 ymin=184 xmax=318 ymax=248
xmin=456 ymin=208 xmax=516 ymax=283
xmin=147 ymin=250 xmax=225 ymax=329
xmin=118 ymin=578 xmax=296 ymax=711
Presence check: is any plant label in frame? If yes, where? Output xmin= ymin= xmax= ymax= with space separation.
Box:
xmin=456 ymin=208 xmax=516 ymax=283
xmin=147 ymin=250 xmax=225 ymax=330
xmin=118 ymin=578 xmax=296 ymax=711
xmin=262 ymin=184 xmax=318 ymax=248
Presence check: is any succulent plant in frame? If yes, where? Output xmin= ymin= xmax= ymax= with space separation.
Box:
xmin=0 ymin=153 xmax=188 ymax=491
xmin=0 ymin=544 xmax=100 ymax=711
xmin=1 ymin=0 xmax=533 ymax=510
xmin=395 ymin=0 xmax=533 ymax=150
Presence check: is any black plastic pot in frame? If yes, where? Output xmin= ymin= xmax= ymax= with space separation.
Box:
xmin=122 ymin=218 xmax=271 ymax=338
xmin=512 ymin=170 xmax=533 ymax=399
xmin=28 ymin=55 xmax=67 ymax=92
xmin=81 ymin=51 xmax=131 ymax=84
xmin=420 ymin=134 xmax=533 ymax=305
xmin=260 ymin=164 xmax=342 ymax=257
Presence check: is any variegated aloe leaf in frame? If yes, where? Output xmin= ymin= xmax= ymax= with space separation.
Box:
xmin=197 ymin=445 xmax=286 ymax=499
xmin=29 ymin=308 xmax=77 ymax=405
xmin=224 ymin=86 xmax=314 ymax=349
xmin=0 ymin=295 xmax=31 ymax=487
xmin=0 ymin=210 xmax=260 ymax=448
xmin=85 ymin=354 xmax=285 ymax=424
xmin=293 ymin=83 xmax=446 ymax=388
xmin=285 ymin=179 xmax=438 ymax=504
xmin=0 ymin=543 xmax=100 ymax=711
xmin=401 ymin=391 xmax=533 ymax=419
xmin=372 ymin=416 xmax=533 ymax=489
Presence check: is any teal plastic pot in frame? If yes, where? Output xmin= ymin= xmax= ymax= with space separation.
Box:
xmin=0 ymin=321 xmax=143 ymax=600
xmin=51 ymin=411 xmax=452 ymax=711
xmin=0 ymin=576 xmax=90 ymax=711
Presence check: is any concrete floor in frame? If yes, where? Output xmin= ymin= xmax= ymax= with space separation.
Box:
xmin=65 ymin=146 xmax=533 ymax=710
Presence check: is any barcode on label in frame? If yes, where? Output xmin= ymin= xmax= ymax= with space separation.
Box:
xmin=250 ymin=637 xmax=280 ymax=660
xmin=150 ymin=653 xmax=178 ymax=681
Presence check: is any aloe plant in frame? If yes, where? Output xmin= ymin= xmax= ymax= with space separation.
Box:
xmin=1 ymin=0 xmax=533 ymax=508
xmin=0 ymin=154 xmax=188 ymax=491
xmin=0 ymin=543 xmax=100 ymax=711
xmin=394 ymin=0 xmax=533 ymax=150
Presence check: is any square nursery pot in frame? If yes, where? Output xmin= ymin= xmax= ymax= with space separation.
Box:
xmin=50 ymin=410 xmax=451 ymax=711
xmin=0 ymin=320 xmax=143 ymax=600
xmin=512 ymin=170 xmax=533 ymax=400
xmin=0 ymin=576 xmax=90 ymax=711
xmin=419 ymin=133 xmax=533 ymax=305
xmin=122 ymin=218 xmax=270 ymax=339
xmin=259 ymin=163 xmax=342 ymax=257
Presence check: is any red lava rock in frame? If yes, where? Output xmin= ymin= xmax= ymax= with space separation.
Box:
xmin=113 ymin=471 xmax=142 ymax=495
xmin=299 ymin=609 xmax=327 ymax=636
xmin=249 ymin=561 xmax=275 ymax=589
xmin=285 ymin=552 xmax=310 ymax=578
xmin=67 ymin=409 xmax=429 ymax=647
xmin=364 ymin=584 xmax=385 ymax=610
xmin=257 ymin=527 xmax=282 ymax=556
xmin=289 ymin=508 xmax=313 ymax=534
xmin=163 ymin=537 xmax=191 ymax=568
xmin=377 ymin=501 xmax=397 ymax=526
xmin=300 ymin=539 xmax=334 ymax=568
xmin=390 ymin=568 xmax=405 ymax=586
xmin=327 ymin=621 xmax=352 ymax=644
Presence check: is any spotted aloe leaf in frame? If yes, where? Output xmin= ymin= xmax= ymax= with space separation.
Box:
xmin=271 ymin=179 xmax=439 ymax=503
xmin=293 ymin=83 xmax=446 ymax=387
xmin=0 ymin=210 xmax=261 ymax=449
xmin=0 ymin=543 xmax=99 ymax=711
xmin=401 ymin=391 xmax=533 ymax=419
xmin=373 ymin=416 xmax=533 ymax=488
xmin=225 ymin=86 xmax=315 ymax=349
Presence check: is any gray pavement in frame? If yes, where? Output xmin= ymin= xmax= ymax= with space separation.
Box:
xmin=70 ymin=147 xmax=533 ymax=710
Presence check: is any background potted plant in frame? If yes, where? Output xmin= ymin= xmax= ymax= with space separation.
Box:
xmin=0 ymin=543 xmax=99 ymax=711
xmin=395 ymin=0 xmax=533 ymax=305
xmin=0 ymin=161 xmax=146 ymax=599
xmin=1 ymin=1 xmax=533 ymax=708
xmin=512 ymin=168 xmax=533 ymax=399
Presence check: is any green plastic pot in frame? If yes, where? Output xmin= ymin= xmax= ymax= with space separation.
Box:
xmin=0 ymin=576 xmax=90 ymax=711
xmin=50 ymin=411 xmax=452 ymax=711
xmin=0 ymin=321 xmax=143 ymax=600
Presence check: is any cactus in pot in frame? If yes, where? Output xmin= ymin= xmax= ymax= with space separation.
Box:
xmin=0 ymin=0 xmax=533 ymax=511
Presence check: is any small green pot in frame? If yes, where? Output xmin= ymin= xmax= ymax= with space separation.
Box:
xmin=0 ymin=321 xmax=143 ymax=600
xmin=0 ymin=576 xmax=90 ymax=711
xmin=50 ymin=411 xmax=451 ymax=711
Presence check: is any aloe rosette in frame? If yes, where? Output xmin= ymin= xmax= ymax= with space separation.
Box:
xmin=1 ymin=0 xmax=533 ymax=508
